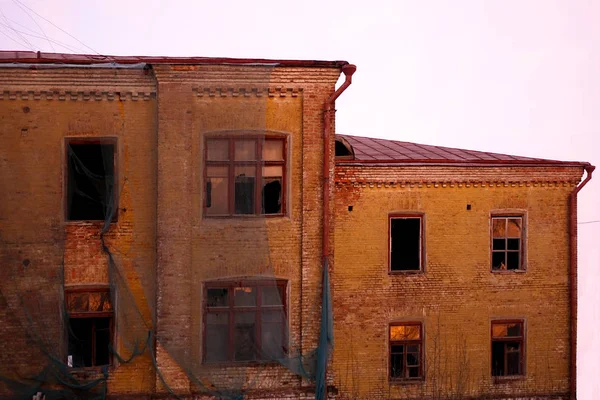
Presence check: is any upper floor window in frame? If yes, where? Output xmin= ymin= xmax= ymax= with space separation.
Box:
xmin=491 ymin=320 xmax=524 ymax=377
xmin=204 ymin=136 xmax=286 ymax=217
xmin=389 ymin=322 xmax=423 ymax=380
xmin=389 ymin=214 xmax=423 ymax=272
xmin=203 ymin=280 xmax=287 ymax=363
xmin=66 ymin=138 xmax=117 ymax=221
xmin=491 ymin=216 xmax=524 ymax=271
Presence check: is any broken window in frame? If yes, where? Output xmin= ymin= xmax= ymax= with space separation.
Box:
xmin=204 ymin=280 xmax=287 ymax=363
xmin=491 ymin=320 xmax=524 ymax=377
xmin=390 ymin=215 xmax=423 ymax=271
xmin=66 ymin=139 xmax=116 ymax=221
xmin=205 ymin=136 xmax=285 ymax=216
xmin=65 ymin=288 xmax=113 ymax=368
xmin=389 ymin=322 xmax=423 ymax=380
xmin=492 ymin=216 xmax=524 ymax=270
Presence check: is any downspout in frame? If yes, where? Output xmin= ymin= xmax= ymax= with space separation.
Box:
xmin=569 ymin=164 xmax=594 ymax=400
xmin=316 ymin=63 xmax=356 ymax=400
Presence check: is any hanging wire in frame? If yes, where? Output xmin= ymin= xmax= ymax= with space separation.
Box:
xmin=12 ymin=0 xmax=54 ymax=51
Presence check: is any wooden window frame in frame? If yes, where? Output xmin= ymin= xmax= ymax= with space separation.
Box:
xmin=65 ymin=286 xmax=114 ymax=369
xmin=490 ymin=214 xmax=525 ymax=272
xmin=388 ymin=213 xmax=425 ymax=274
xmin=389 ymin=322 xmax=424 ymax=381
xmin=202 ymin=279 xmax=288 ymax=364
xmin=491 ymin=319 xmax=525 ymax=379
xmin=64 ymin=137 xmax=118 ymax=223
xmin=203 ymin=135 xmax=287 ymax=218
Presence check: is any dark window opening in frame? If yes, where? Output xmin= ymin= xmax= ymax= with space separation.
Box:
xmin=492 ymin=216 xmax=523 ymax=270
xmin=68 ymin=317 xmax=111 ymax=368
xmin=335 ymin=140 xmax=352 ymax=157
xmin=389 ymin=323 xmax=422 ymax=380
xmin=390 ymin=216 xmax=422 ymax=271
xmin=491 ymin=321 xmax=524 ymax=377
xmin=66 ymin=141 xmax=115 ymax=221
xmin=204 ymin=280 xmax=287 ymax=363
xmin=205 ymin=137 xmax=286 ymax=216
xmin=65 ymin=288 xmax=113 ymax=368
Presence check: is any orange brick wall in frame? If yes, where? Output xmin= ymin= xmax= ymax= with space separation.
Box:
xmin=332 ymin=164 xmax=584 ymax=399
xmin=0 ymin=67 xmax=158 ymax=396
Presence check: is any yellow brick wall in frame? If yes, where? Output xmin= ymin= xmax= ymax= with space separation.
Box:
xmin=332 ymin=168 xmax=582 ymax=399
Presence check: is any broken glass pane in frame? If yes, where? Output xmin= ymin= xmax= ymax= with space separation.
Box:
xmin=492 ymin=218 xmax=506 ymax=238
xmin=493 ymin=238 xmax=506 ymax=250
xmin=507 ymin=218 xmax=522 ymax=237
xmin=207 ymin=288 xmax=228 ymax=307
xmin=234 ymin=287 xmax=256 ymax=307
xmin=506 ymin=323 xmax=521 ymax=336
xmin=492 ymin=252 xmax=506 ymax=270
xmin=408 ymin=367 xmax=420 ymax=378
xmin=491 ymin=341 xmax=505 ymax=376
xmin=67 ymin=292 xmax=89 ymax=313
xmin=262 ymin=177 xmax=282 ymax=214
xmin=507 ymin=252 xmax=520 ymax=270
xmin=390 ymin=345 xmax=404 ymax=378
xmin=407 ymin=352 xmax=419 ymax=366
xmin=507 ymin=238 xmax=520 ymax=250
xmin=507 ymin=350 xmax=521 ymax=375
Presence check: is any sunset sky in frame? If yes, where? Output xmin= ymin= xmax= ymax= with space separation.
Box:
xmin=0 ymin=0 xmax=598 ymax=397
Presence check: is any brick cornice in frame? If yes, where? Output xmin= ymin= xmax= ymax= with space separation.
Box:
xmin=0 ymin=68 xmax=156 ymax=100
xmin=192 ymin=86 xmax=303 ymax=98
xmin=335 ymin=165 xmax=584 ymax=186
xmin=0 ymin=90 xmax=155 ymax=101
xmin=153 ymin=64 xmax=340 ymax=86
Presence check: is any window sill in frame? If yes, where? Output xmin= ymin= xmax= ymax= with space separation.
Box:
xmin=68 ymin=365 xmax=112 ymax=378
xmin=203 ymin=214 xmax=288 ymax=220
xmin=493 ymin=375 xmax=525 ymax=383
xmin=491 ymin=269 xmax=527 ymax=274
xmin=202 ymin=360 xmax=284 ymax=367
xmin=389 ymin=270 xmax=424 ymax=275
xmin=65 ymin=220 xmax=118 ymax=225
xmin=389 ymin=378 xmax=424 ymax=385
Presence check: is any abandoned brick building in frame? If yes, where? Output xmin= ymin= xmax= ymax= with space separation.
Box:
xmin=0 ymin=51 xmax=594 ymax=400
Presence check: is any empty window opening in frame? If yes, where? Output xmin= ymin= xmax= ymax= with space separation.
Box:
xmin=389 ymin=323 xmax=423 ymax=380
xmin=66 ymin=289 xmax=113 ymax=368
xmin=491 ymin=321 xmax=524 ymax=377
xmin=492 ymin=216 xmax=523 ymax=270
xmin=204 ymin=280 xmax=287 ymax=363
xmin=390 ymin=216 xmax=423 ymax=271
xmin=66 ymin=140 xmax=115 ymax=221
xmin=205 ymin=137 xmax=285 ymax=216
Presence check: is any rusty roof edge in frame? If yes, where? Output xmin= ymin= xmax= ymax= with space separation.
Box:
xmin=0 ymin=51 xmax=349 ymax=68
xmin=335 ymin=160 xmax=591 ymax=168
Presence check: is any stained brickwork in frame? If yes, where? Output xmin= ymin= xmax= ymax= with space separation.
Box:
xmin=332 ymin=164 xmax=584 ymax=399
xmin=0 ymin=57 xmax=586 ymax=400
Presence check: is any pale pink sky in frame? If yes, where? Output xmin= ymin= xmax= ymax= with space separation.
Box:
xmin=1 ymin=0 xmax=598 ymax=397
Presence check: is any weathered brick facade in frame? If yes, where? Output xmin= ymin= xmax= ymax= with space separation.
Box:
xmin=0 ymin=51 xmax=590 ymax=400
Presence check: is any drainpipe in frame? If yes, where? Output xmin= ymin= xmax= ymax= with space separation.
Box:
xmin=569 ymin=164 xmax=594 ymax=400
xmin=316 ymin=63 xmax=356 ymax=400
xmin=323 ymin=63 xmax=356 ymax=261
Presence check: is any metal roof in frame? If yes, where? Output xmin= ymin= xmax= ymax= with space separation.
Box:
xmin=336 ymin=134 xmax=589 ymax=167
xmin=0 ymin=51 xmax=348 ymax=68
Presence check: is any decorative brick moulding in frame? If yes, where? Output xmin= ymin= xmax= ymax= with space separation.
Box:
xmin=0 ymin=90 xmax=156 ymax=101
xmin=192 ymin=87 xmax=303 ymax=98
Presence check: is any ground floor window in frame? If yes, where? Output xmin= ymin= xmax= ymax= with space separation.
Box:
xmin=65 ymin=288 xmax=113 ymax=368
xmin=491 ymin=320 xmax=524 ymax=377
xmin=389 ymin=322 xmax=423 ymax=379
